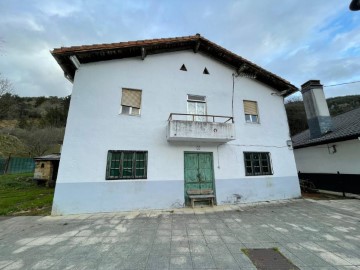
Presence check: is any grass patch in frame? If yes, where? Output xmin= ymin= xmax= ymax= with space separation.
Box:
xmin=0 ymin=173 xmax=54 ymax=216
xmin=241 ymin=248 xmax=249 ymax=255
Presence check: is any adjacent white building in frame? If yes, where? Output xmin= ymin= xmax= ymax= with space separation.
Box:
xmin=292 ymin=80 xmax=360 ymax=194
xmin=51 ymin=34 xmax=301 ymax=215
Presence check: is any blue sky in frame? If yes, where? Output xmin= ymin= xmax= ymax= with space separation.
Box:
xmin=0 ymin=0 xmax=359 ymax=98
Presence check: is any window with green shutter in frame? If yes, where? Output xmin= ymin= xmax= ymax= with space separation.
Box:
xmin=106 ymin=151 xmax=148 ymax=180
xmin=244 ymin=152 xmax=272 ymax=176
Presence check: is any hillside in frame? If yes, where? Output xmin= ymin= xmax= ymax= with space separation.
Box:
xmin=0 ymin=95 xmax=70 ymax=128
xmin=0 ymin=95 xmax=68 ymax=157
xmin=285 ymin=95 xmax=360 ymax=136
xmin=0 ymin=134 xmax=28 ymax=157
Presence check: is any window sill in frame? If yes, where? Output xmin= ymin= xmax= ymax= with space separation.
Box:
xmin=245 ymin=121 xmax=260 ymax=125
xmin=106 ymin=178 xmax=147 ymax=181
xmin=245 ymin=174 xmax=273 ymax=177
xmin=118 ymin=113 xmax=141 ymax=117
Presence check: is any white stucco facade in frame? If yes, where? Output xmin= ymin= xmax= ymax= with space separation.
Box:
xmin=52 ymin=50 xmax=301 ymax=215
xmin=294 ymin=139 xmax=360 ymax=174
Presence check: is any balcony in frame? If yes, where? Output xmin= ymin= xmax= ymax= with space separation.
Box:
xmin=167 ymin=113 xmax=236 ymax=143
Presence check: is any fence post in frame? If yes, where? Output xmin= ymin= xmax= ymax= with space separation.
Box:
xmin=3 ymin=154 xmax=11 ymax=174
xmin=338 ymin=171 xmax=345 ymax=197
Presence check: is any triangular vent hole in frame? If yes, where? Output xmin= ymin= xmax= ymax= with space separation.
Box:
xmin=180 ymin=64 xmax=187 ymax=71
xmin=203 ymin=67 xmax=209 ymax=74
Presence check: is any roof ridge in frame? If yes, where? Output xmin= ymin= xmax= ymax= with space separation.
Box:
xmin=52 ymin=34 xmax=200 ymax=54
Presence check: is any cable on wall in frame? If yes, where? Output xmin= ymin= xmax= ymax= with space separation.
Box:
xmin=228 ymin=143 xmax=289 ymax=148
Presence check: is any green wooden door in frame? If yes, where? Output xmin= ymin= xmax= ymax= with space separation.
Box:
xmin=184 ymin=152 xmax=215 ymax=205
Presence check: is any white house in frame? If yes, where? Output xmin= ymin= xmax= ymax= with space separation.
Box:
xmin=292 ymin=80 xmax=360 ymax=194
xmin=51 ymin=34 xmax=301 ymax=215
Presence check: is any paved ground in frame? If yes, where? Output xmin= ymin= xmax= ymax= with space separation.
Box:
xmin=0 ymin=199 xmax=359 ymax=270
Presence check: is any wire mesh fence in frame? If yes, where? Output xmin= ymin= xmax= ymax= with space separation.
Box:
xmin=0 ymin=157 xmax=35 ymax=175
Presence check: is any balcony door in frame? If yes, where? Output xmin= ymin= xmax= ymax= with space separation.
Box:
xmin=187 ymin=94 xmax=206 ymax=121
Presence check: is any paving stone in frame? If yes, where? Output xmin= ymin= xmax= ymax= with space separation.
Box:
xmin=2 ymin=260 xmax=25 ymax=270
xmin=187 ymin=229 xmax=202 ymax=236
xmin=212 ymin=254 xmax=240 ymax=269
xmin=226 ymin=243 xmax=247 ymax=254
xmin=146 ymin=254 xmax=170 ymax=270
xmin=172 ymin=230 xmax=187 ymax=236
xmin=169 ymin=255 xmax=192 ymax=269
xmin=191 ymin=254 xmax=216 ymax=269
xmin=0 ymin=260 xmax=13 ymax=268
xmin=171 ymin=243 xmax=191 ymax=255
xmin=189 ymin=243 xmax=211 ymax=254
xmin=1 ymin=199 xmax=360 ymax=270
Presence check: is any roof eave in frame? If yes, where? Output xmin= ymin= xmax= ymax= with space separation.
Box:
xmin=51 ymin=35 xmax=298 ymax=94
xmin=293 ymin=134 xmax=360 ymax=149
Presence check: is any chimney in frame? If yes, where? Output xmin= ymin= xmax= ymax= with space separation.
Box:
xmin=301 ymin=80 xmax=332 ymax=139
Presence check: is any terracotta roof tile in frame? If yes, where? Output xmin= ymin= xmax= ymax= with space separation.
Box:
xmin=51 ymin=34 xmax=298 ymax=95
xmin=51 ymin=35 xmax=200 ymax=54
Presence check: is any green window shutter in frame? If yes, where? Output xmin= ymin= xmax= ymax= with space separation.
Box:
xmin=135 ymin=151 xmax=147 ymax=178
xmin=106 ymin=151 xmax=112 ymax=179
xmin=107 ymin=151 xmax=121 ymax=179
xmin=244 ymin=152 xmax=272 ymax=176
xmin=106 ymin=150 xmax=148 ymax=180
xmin=122 ymin=152 xmax=134 ymax=178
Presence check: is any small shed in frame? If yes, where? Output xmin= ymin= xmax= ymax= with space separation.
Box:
xmin=33 ymin=154 xmax=60 ymax=187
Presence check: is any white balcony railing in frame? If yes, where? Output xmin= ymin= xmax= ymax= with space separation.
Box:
xmin=167 ymin=113 xmax=236 ymax=143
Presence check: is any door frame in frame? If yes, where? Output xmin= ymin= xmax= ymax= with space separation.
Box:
xmin=183 ymin=151 xmax=216 ymax=206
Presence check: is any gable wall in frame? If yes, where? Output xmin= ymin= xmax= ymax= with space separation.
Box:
xmin=53 ymin=51 xmax=300 ymax=214
xmin=294 ymin=139 xmax=360 ymax=174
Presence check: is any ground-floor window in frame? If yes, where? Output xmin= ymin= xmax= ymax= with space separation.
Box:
xmin=244 ymin=152 xmax=272 ymax=176
xmin=106 ymin=151 xmax=147 ymax=180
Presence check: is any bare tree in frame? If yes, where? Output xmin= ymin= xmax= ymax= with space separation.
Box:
xmin=285 ymin=95 xmax=303 ymax=104
xmin=1 ymin=127 xmax=64 ymax=156
xmin=20 ymin=128 xmax=64 ymax=156
xmin=0 ymin=73 xmax=13 ymax=96
xmin=0 ymin=73 xmax=14 ymax=116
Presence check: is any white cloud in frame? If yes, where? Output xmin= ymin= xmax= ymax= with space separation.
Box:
xmin=0 ymin=0 xmax=359 ymax=98
xmin=0 ymin=15 xmax=44 ymax=32
xmin=35 ymin=0 xmax=81 ymax=18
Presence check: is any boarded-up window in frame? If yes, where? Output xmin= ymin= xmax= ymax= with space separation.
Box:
xmin=243 ymin=100 xmax=259 ymax=123
xmin=106 ymin=150 xmax=148 ymax=180
xmin=121 ymin=89 xmax=142 ymax=115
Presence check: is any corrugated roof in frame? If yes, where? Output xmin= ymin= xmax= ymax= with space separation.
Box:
xmin=292 ymin=107 xmax=360 ymax=149
xmin=34 ymin=154 xmax=60 ymax=161
xmin=51 ymin=34 xmax=298 ymax=96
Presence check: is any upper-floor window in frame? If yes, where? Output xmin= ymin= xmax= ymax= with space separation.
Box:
xmin=187 ymin=94 xmax=206 ymax=121
xmin=121 ymin=88 xmax=142 ymax=116
xmin=243 ymin=100 xmax=259 ymax=123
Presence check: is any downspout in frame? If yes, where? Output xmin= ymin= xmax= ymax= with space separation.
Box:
xmin=232 ymin=73 xmax=235 ymax=121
